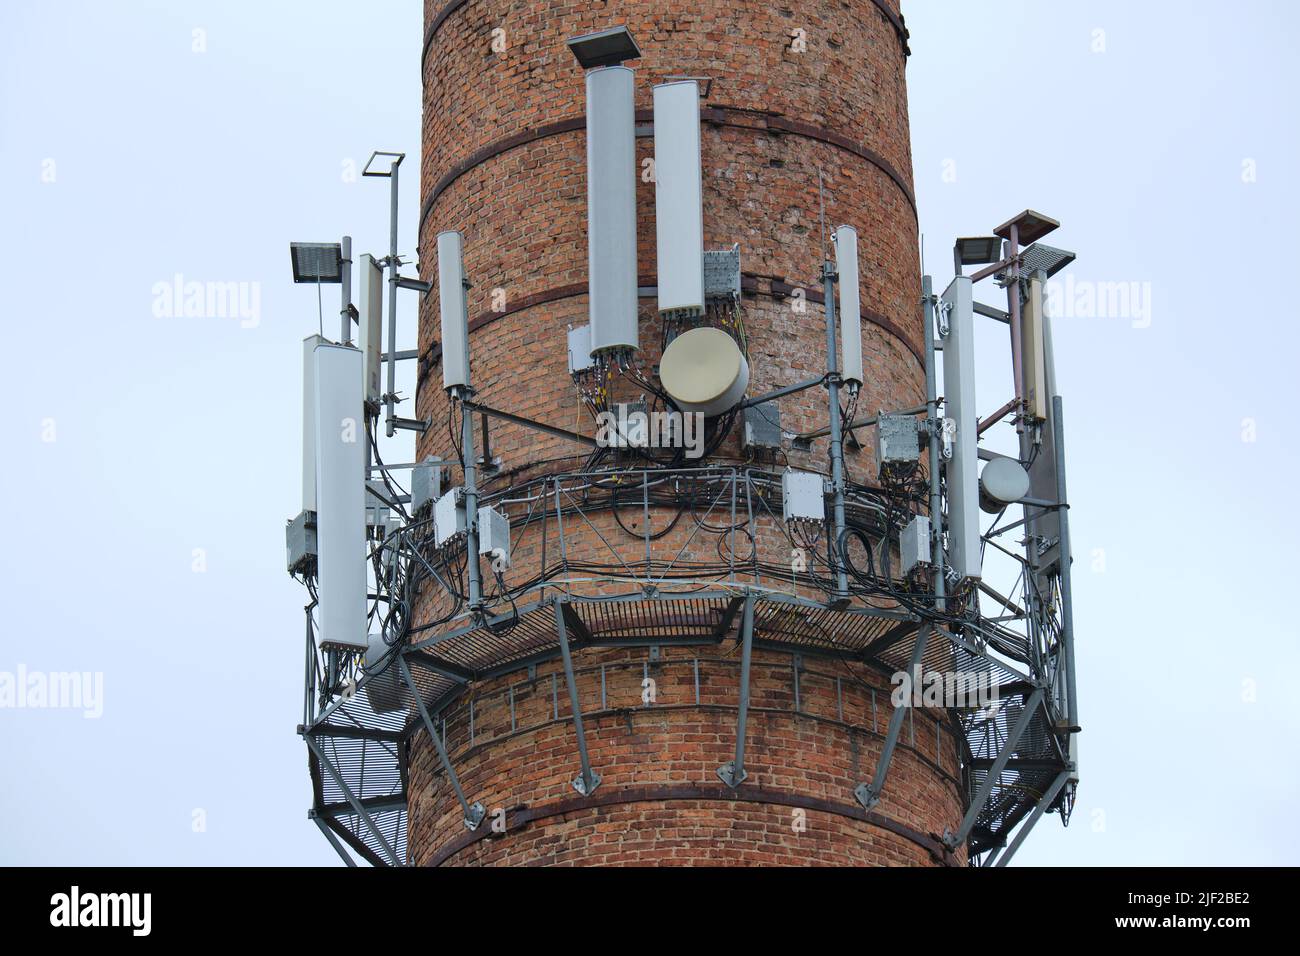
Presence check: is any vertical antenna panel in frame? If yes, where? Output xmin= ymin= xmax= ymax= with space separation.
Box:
xmin=1021 ymin=274 xmax=1048 ymax=422
xmin=313 ymin=343 xmax=366 ymax=648
xmin=358 ymin=254 xmax=384 ymax=404
xmin=437 ymin=230 xmax=470 ymax=390
xmin=941 ymin=276 xmax=980 ymax=580
xmin=1028 ymin=307 xmax=1061 ymax=576
xmin=834 ymin=225 xmax=863 ymax=387
xmin=653 ymin=80 xmax=704 ymax=315
xmin=585 ymin=66 xmax=639 ymax=354
xmin=301 ymin=333 xmax=326 ymax=513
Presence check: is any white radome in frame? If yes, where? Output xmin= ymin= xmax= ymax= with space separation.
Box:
xmin=659 ymin=327 xmax=750 ymax=417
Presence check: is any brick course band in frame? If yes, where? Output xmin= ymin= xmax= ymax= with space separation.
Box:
xmin=425 ymin=784 xmax=960 ymax=867
xmin=414 ymin=273 xmax=924 ymax=390
xmin=420 ymin=0 xmax=912 ymax=70
xmin=417 ymin=107 xmax=917 ymax=240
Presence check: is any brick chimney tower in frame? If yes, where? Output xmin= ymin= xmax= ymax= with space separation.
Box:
xmin=406 ymin=0 xmax=963 ymax=866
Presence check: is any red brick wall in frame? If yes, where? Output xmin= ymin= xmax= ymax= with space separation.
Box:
xmin=406 ymin=646 xmax=965 ymax=866
xmin=409 ymin=0 xmax=949 ymax=865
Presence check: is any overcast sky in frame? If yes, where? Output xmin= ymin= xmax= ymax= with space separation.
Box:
xmin=1 ymin=0 xmax=1296 ymax=866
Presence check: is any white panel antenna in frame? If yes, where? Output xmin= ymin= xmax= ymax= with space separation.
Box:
xmin=940 ymin=276 xmax=980 ymax=580
xmin=358 ymin=254 xmax=384 ymax=404
xmin=585 ymin=66 xmax=639 ymax=355
xmin=313 ymin=343 xmax=367 ymax=647
xmin=437 ymin=230 xmax=470 ymax=391
xmin=834 ymin=225 xmax=863 ymax=388
xmin=1021 ymin=274 xmax=1048 ymax=422
xmin=653 ymin=80 xmax=704 ymax=316
xmin=301 ymin=333 xmax=326 ymax=513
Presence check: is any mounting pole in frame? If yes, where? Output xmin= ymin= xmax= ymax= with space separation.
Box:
xmin=339 ymin=235 xmax=353 ymax=345
xmin=397 ymin=654 xmax=486 ymax=830
xmin=1052 ymin=396 xmax=1079 ymax=733
xmin=358 ymin=152 xmax=406 ymax=436
xmin=922 ymin=276 xmax=948 ymax=608
xmin=459 ymin=386 xmax=483 ymax=610
xmin=822 ymin=261 xmax=849 ymax=598
xmin=716 ymin=592 xmax=755 ymax=788
xmin=853 ymin=279 xmax=946 ymax=812
xmin=553 ymin=598 xmax=601 ymax=795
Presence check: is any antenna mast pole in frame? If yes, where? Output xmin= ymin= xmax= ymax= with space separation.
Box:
xmin=823 ymin=258 xmax=848 ymax=598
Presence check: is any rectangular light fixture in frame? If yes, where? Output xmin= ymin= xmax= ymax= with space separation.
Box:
xmin=1019 ymin=242 xmax=1076 ymax=280
xmin=955 ymin=236 xmax=1004 ymax=266
xmin=567 ymin=26 xmax=641 ymax=69
xmin=290 ymin=242 xmax=343 ymax=284
xmin=653 ymin=80 xmax=704 ymax=316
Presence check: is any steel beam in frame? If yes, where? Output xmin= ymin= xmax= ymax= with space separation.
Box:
xmin=553 ymin=598 xmax=601 ymax=795
xmin=945 ymin=687 xmax=1045 ymax=849
xmin=304 ymin=736 xmax=402 ymax=867
xmin=993 ymin=768 xmax=1071 ymax=867
xmin=311 ymin=813 xmax=359 ymax=867
xmin=716 ymin=593 xmax=755 ymax=788
xmin=396 ymin=653 xmax=487 ymax=831
xmin=854 ymin=623 xmax=931 ymax=811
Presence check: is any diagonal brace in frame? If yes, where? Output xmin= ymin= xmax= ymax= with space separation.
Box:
xmin=716 ymin=592 xmax=756 ymax=788
xmin=311 ymin=813 xmax=359 ymax=867
xmin=945 ymin=687 xmax=1045 ymax=850
xmin=397 ymin=653 xmax=486 ymax=831
xmin=305 ymin=736 xmax=402 ymax=866
xmin=992 ymin=767 xmax=1071 ymax=867
xmin=855 ymin=623 xmax=931 ymax=811
xmin=553 ymin=598 xmax=601 ymax=795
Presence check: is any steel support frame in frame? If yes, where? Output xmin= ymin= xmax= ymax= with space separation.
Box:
xmin=945 ymin=687 xmax=1045 ymax=850
xmin=716 ymin=592 xmax=756 ymax=788
xmin=396 ymin=653 xmax=487 ymax=831
xmin=854 ymin=623 xmax=930 ymax=811
xmin=990 ymin=767 xmax=1071 ymax=867
xmin=304 ymin=735 xmax=402 ymax=867
xmin=311 ymin=813 xmax=359 ymax=867
xmin=553 ymin=597 xmax=601 ymax=795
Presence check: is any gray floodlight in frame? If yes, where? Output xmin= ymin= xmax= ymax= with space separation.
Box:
xmin=290 ymin=242 xmax=343 ymax=284
xmin=566 ymin=26 xmax=641 ymax=69
xmin=1019 ymin=242 xmax=1077 ymax=279
xmin=955 ymin=237 xmax=1004 ymax=266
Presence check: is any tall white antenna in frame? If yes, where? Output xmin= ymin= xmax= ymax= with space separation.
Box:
xmin=436 ymin=230 xmax=470 ymax=391
xmin=940 ymin=275 xmax=980 ymax=580
xmin=653 ymin=79 xmax=704 ymax=316
xmin=585 ymin=65 xmax=639 ymax=355
xmin=834 ymin=225 xmax=863 ymax=388
xmin=312 ymin=342 xmax=367 ymax=647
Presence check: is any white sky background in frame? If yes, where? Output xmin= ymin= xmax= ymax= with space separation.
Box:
xmin=0 ymin=1 xmax=1296 ymax=865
